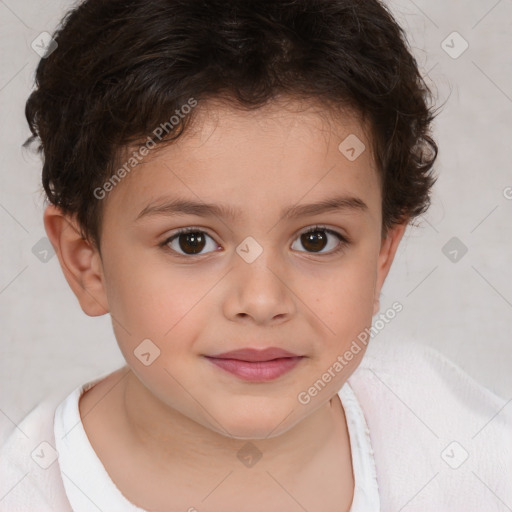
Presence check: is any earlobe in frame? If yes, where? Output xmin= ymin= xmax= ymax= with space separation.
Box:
xmin=43 ymin=204 xmax=109 ymax=316
xmin=372 ymin=222 xmax=407 ymax=316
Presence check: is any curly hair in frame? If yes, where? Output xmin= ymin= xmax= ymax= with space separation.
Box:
xmin=24 ymin=0 xmax=438 ymax=251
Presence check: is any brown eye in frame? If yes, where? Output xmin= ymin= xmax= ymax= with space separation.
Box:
xmin=178 ymin=231 xmax=206 ymax=254
xmin=164 ymin=229 xmax=218 ymax=256
xmin=291 ymin=226 xmax=346 ymax=254
xmin=301 ymin=230 xmax=328 ymax=252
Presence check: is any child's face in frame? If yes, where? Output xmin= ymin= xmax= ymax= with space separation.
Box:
xmin=61 ymin=98 xmax=404 ymax=439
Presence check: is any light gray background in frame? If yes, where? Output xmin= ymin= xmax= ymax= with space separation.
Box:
xmin=1 ymin=0 xmax=511 ymax=444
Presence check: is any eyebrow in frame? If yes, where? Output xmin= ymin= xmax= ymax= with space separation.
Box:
xmin=135 ymin=194 xmax=368 ymax=222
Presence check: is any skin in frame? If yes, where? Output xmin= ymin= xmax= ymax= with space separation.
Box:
xmin=44 ymin=96 xmax=406 ymax=512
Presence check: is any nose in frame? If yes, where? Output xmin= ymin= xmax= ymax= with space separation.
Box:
xmin=222 ymin=248 xmax=296 ymax=326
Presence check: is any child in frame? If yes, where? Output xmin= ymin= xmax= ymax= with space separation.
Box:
xmin=1 ymin=0 xmax=510 ymax=510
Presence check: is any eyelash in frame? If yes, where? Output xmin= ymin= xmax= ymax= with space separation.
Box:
xmin=159 ymin=225 xmax=350 ymax=258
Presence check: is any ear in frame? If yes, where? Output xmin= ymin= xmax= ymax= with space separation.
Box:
xmin=373 ymin=222 xmax=407 ymax=315
xmin=43 ymin=204 xmax=109 ymax=316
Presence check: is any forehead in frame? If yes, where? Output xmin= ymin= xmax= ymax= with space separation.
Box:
xmin=102 ymin=97 xmax=381 ymax=225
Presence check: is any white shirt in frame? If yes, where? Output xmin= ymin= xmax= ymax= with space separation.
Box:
xmin=1 ymin=339 xmax=510 ymax=511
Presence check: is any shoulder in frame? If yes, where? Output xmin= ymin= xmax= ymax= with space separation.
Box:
xmin=348 ymin=339 xmax=512 ymax=511
xmin=355 ymin=338 xmax=509 ymax=422
xmin=0 ymin=390 xmax=73 ymax=511
xmin=0 ymin=367 xmax=123 ymax=511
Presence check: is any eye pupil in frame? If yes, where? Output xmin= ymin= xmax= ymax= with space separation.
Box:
xmin=179 ymin=232 xmax=206 ymax=254
xmin=301 ymin=230 xmax=327 ymax=252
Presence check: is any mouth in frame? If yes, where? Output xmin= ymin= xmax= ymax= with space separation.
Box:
xmin=203 ymin=347 xmax=305 ymax=382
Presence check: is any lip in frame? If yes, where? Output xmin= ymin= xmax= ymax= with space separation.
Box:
xmin=204 ymin=347 xmax=304 ymax=382
xmin=207 ymin=347 xmax=300 ymax=362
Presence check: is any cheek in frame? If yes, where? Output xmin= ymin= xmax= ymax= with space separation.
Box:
xmin=310 ymin=249 xmax=378 ymax=346
xmin=103 ymin=254 xmax=224 ymax=379
xmin=104 ymin=248 xmax=212 ymax=333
